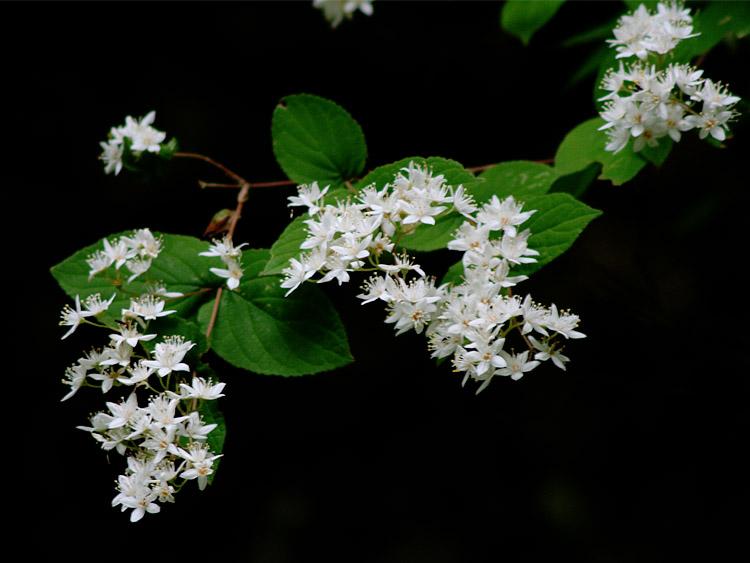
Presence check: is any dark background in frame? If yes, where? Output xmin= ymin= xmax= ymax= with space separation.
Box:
xmin=15 ymin=1 xmax=748 ymax=561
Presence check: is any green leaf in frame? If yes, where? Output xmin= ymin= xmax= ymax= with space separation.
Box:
xmin=473 ymin=161 xmax=558 ymax=203
xmin=272 ymin=93 xmax=367 ymax=186
xmin=500 ymin=0 xmax=565 ymax=45
xmin=562 ymin=19 xmax=618 ymax=47
xmin=639 ymin=138 xmax=672 ymax=167
xmin=261 ymin=216 xmax=308 ymax=276
xmin=441 ymin=261 xmax=465 ymax=286
xmin=355 ymin=156 xmax=480 ymax=252
xmin=199 ymin=249 xmax=352 ymax=376
xmin=50 ymin=232 xmax=219 ymax=321
xmin=159 ymin=137 xmax=179 ymax=160
xmin=513 ymin=193 xmax=602 ymax=276
xmin=622 ymin=0 xmax=658 ymax=10
xmin=670 ymin=1 xmax=750 ymax=61
xmin=201 ymin=400 xmax=226 ymax=484
xmin=550 ymin=162 xmax=600 ymax=199
xmin=554 ymin=118 xmax=647 ymax=186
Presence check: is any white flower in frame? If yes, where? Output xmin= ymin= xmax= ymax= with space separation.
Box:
xmin=103 ymin=237 xmax=133 ymax=270
xmin=141 ymin=426 xmax=180 ymax=464
xmin=88 ymin=367 xmax=125 ymax=394
xmin=180 ymin=412 xmax=218 ymax=442
xmin=495 ymin=351 xmax=541 ymax=381
xmin=179 ymin=376 xmax=226 ymax=400
xmin=84 ymin=293 xmax=116 ymax=316
xmin=123 ymin=228 xmax=162 ymax=259
xmin=110 ymin=323 xmax=157 ymax=348
xmin=178 ymin=443 xmax=222 ymax=491
xmin=142 ymin=336 xmax=195 ymax=377
xmin=59 ymin=295 xmax=94 ymax=339
xmin=106 ymin=393 xmax=141 ymax=429
xmin=210 ymin=258 xmax=244 ymax=290
xmin=476 ymin=195 xmax=535 ymax=237
xmin=119 ymin=360 xmax=156 ymax=386
xmin=86 ymin=249 xmax=113 ymax=280
xmin=313 ymin=0 xmax=373 ymax=28
xmin=61 ymin=364 xmax=88 ymax=401
xmin=529 ymin=336 xmax=570 ymax=371
xmin=122 ymin=295 xmax=176 ymax=321
xmin=100 ymin=141 xmax=124 ymax=175
xmin=544 ymin=305 xmax=586 ymax=339
xmin=101 ymin=342 xmax=134 ymax=368
xmin=125 ymin=111 xmax=166 ymax=154
xmin=288 ymin=182 xmax=330 ymax=215
xmin=451 ymin=185 xmax=477 ymax=218
xmin=113 ymin=474 xmax=161 ymax=523
xmin=148 ymin=283 xmax=184 ymax=299
xmin=199 ymin=236 xmax=247 ymax=260
xmin=148 ymin=395 xmax=188 ymax=428
xmin=281 ymin=257 xmax=311 ymax=296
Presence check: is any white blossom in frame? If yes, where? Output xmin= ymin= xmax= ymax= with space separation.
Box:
xmin=313 ymin=0 xmax=373 ymax=28
xmin=599 ymin=4 xmax=739 ymax=154
xmin=59 ymin=295 xmax=94 ymax=339
xmin=142 ymin=336 xmax=195 ymax=377
xmin=179 ymin=376 xmax=226 ymax=401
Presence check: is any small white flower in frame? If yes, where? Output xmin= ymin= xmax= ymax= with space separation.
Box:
xmin=495 ymin=351 xmax=541 ymax=381
xmin=529 ymin=336 xmax=570 ymax=371
xmin=178 ymin=443 xmax=223 ymax=491
xmin=122 ymin=295 xmax=176 ymax=321
xmin=314 ymin=0 xmax=373 ymax=28
xmin=210 ymin=258 xmax=244 ymax=290
xmin=200 ymin=236 xmax=247 ymax=260
xmin=106 ymin=393 xmax=141 ymax=429
xmin=103 ymin=237 xmax=133 ymax=270
xmin=100 ymin=141 xmax=124 ymax=175
xmin=84 ymin=293 xmax=116 ymax=316
xmin=110 ymin=323 xmax=157 ymax=348
xmin=59 ymin=295 xmax=94 ymax=339
xmin=87 ymin=252 xmax=114 ymax=284
xmin=127 ymin=111 xmax=166 ymax=154
xmin=142 ymin=336 xmax=195 ymax=377
xmin=179 ymin=376 xmax=226 ymax=400
xmin=288 ymin=182 xmax=330 ymax=215
xmin=119 ymin=360 xmax=156 ymax=386
xmin=61 ymin=364 xmax=88 ymax=401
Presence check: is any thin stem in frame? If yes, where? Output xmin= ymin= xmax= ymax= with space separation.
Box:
xmin=205 ymin=287 xmax=223 ymax=340
xmin=174 ymin=152 xmax=248 ymax=185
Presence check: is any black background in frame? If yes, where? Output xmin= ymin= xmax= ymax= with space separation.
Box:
xmin=16 ymin=1 xmax=749 ymax=561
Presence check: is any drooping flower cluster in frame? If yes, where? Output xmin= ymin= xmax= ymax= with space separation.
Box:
xmin=282 ymin=163 xmax=585 ymax=393
xmin=99 ymin=111 xmax=167 ymax=175
xmin=599 ymin=2 xmax=740 ymax=153
xmin=200 ymin=235 xmax=248 ymax=290
xmin=313 ymin=0 xmax=373 ymax=28
xmin=60 ymin=234 xmax=225 ymax=522
xmin=85 ymin=228 xmax=163 ymax=282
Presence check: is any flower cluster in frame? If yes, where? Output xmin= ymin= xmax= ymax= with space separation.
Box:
xmin=200 ymin=235 xmax=248 ymax=290
xmin=85 ymin=228 xmax=163 ymax=282
xmin=99 ymin=111 xmax=166 ymax=175
xmin=599 ymin=3 xmax=740 ymax=153
xmin=282 ymin=163 xmax=585 ymax=393
xmin=60 ymin=233 xmax=225 ymax=522
xmin=608 ymin=1 xmax=696 ymax=60
xmin=313 ymin=0 xmax=373 ymax=28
